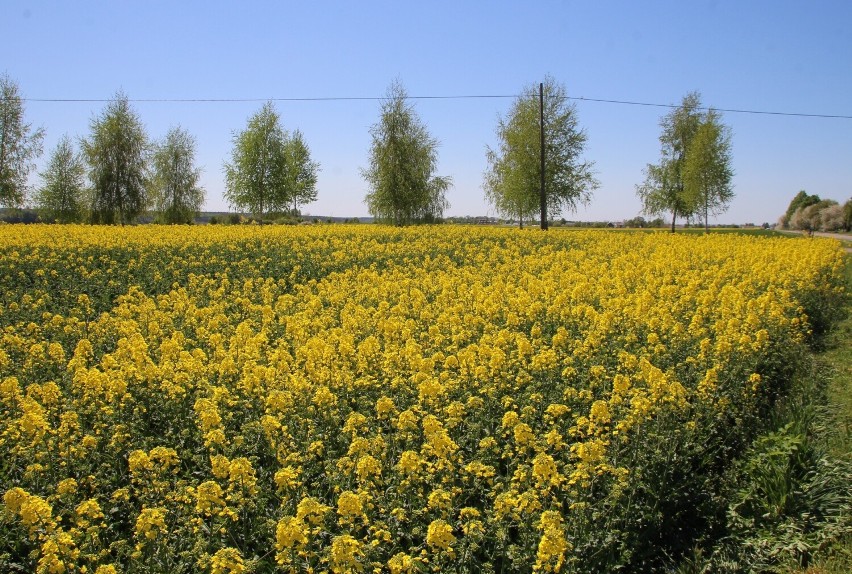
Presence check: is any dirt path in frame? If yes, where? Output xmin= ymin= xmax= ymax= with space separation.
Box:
xmin=811 ymin=231 xmax=852 ymax=242
xmin=778 ymin=230 xmax=852 ymax=253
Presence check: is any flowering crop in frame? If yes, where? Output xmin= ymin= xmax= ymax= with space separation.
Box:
xmin=0 ymin=225 xmax=846 ymax=572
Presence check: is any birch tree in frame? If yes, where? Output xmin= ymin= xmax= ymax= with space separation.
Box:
xmin=484 ymin=76 xmax=598 ymax=227
xmin=284 ymin=129 xmax=319 ymax=216
xmin=149 ymin=126 xmax=204 ymax=224
xmin=362 ymin=80 xmax=451 ymax=225
xmin=636 ymin=92 xmax=704 ymax=232
xmin=82 ymin=92 xmax=149 ymax=224
xmin=34 ymin=135 xmax=86 ymax=223
xmin=683 ymin=109 xmax=734 ymax=232
xmin=224 ymin=102 xmax=289 ymax=221
xmin=0 ymin=74 xmax=44 ymax=208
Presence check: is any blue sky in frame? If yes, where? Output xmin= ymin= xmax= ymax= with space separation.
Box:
xmin=4 ymin=0 xmax=851 ymax=223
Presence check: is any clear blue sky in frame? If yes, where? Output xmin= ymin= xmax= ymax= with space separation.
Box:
xmin=4 ymin=0 xmax=851 ymax=223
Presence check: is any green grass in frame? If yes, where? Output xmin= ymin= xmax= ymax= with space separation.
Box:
xmin=676 ymin=253 xmax=852 ymax=574
xmin=784 ymin=254 xmax=852 ymax=574
xmin=679 ymin=227 xmax=787 ymax=237
xmin=822 ymin=255 xmax=852 ymax=455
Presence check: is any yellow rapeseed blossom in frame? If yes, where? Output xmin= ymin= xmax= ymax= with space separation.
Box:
xmin=0 ymin=224 xmax=844 ymax=573
xmin=275 ymin=516 xmax=308 ymax=553
xmin=535 ymin=510 xmax=569 ymax=572
xmin=426 ymin=518 xmax=456 ymax=553
xmin=329 ymin=534 xmax=363 ymax=573
xmin=337 ymin=491 xmax=365 ymax=525
xmin=210 ymin=547 xmax=245 ymax=574
xmin=135 ymin=507 xmax=167 ymax=540
xmin=387 ymin=552 xmax=416 ymax=574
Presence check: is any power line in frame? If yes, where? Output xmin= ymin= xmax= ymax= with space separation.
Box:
xmin=16 ymin=93 xmax=852 ymax=120
xmin=20 ymin=95 xmax=517 ymax=103
xmin=570 ymin=96 xmax=852 ymax=119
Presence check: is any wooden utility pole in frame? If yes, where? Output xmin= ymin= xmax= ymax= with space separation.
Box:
xmin=539 ymin=82 xmax=547 ymax=230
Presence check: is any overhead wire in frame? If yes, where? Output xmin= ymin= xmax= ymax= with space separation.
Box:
xmin=16 ymin=93 xmax=852 ymax=120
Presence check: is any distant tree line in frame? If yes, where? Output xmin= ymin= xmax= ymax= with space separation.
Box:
xmin=1 ymin=75 xmax=211 ymax=224
xmin=0 ymin=75 xmax=320 ymax=225
xmin=9 ymin=73 xmax=845 ymax=229
xmin=778 ymin=190 xmax=852 ymax=233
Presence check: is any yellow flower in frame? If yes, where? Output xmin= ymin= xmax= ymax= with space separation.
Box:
xmin=274 ymin=466 xmax=301 ymax=492
xmin=13 ymin=491 xmax=56 ymax=535
xmin=210 ymin=547 xmax=245 ymax=574
xmin=589 ymin=400 xmax=611 ymax=426
xmin=55 ymin=478 xmax=78 ymax=496
xmin=396 ymin=409 xmax=419 ymax=431
xmin=396 ymin=450 xmax=422 ymax=475
xmin=296 ymin=496 xmax=330 ymax=525
xmin=343 ymin=412 xmax=369 ymax=434
xmin=535 ymin=510 xmax=569 ymax=572
xmin=426 ymin=519 xmax=456 ymax=552
xmin=387 ymin=552 xmax=415 ymax=574
xmin=513 ymin=422 xmax=535 ymax=446
xmin=195 ymin=481 xmax=226 ymax=516
xmin=355 ymin=455 xmax=382 ymax=483
xmin=336 ymin=490 xmax=365 ymax=525
xmin=275 ymin=516 xmax=308 ymax=552
xmin=38 ymin=531 xmax=77 ymax=574
xmin=427 ymin=489 xmax=452 ymax=512
xmin=330 ymin=534 xmax=363 ymax=573
xmin=128 ymin=450 xmax=152 ymax=474
xmin=135 ymin=507 xmax=167 ymax=540
xmin=228 ymin=458 xmax=258 ymax=496
xmin=532 ymin=452 xmax=563 ymax=489
xmin=375 ymin=396 xmax=396 ymax=418
xmin=75 ymin=498 xmax=104 ymax=526
xmin=149 ymin=446 xmax=179 ymax=469
xmin=501 ymin=410 xmax=520 ymax=430
xmin=210 ymin=455 xmax=231 ymax=479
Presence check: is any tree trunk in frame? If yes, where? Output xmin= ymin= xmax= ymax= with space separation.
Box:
xmin=670 ymin=208 xmax=677 ymax=233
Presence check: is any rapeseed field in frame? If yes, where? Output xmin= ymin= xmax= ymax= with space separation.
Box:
xmin=0 ymin=225 xmax=846 ymax=573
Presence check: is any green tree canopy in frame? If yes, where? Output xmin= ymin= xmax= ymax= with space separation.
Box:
xmin=362 ymin=80 xmax=451 ymax=225
xmin=683 ymin=109 xmax=734 ymax=231
xmin=484 ymin=76 xmax=598 ymax=228
xmin=637 ymin=91 xmax=706 ymax=232
xmin=149 ymin=126 xmax=205 ymax=224
xmin=82 ymin=92 xmax=149 ymax=224
xmin=781 ymin=190 xmax=821 ymax=228
xmin=789 ymin=198 xmax=840 ymax=233
xmin=34 ymin=135 xmax=86 ymax=223
xmin=284 ymin=129 xmax=319 ymax=216
xmin=0 ymin=74 xmax=44 ymax=208
xmin=224 ymin=102 xmax=289 ymax=221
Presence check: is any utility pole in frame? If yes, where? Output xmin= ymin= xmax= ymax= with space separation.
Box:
xmin=539 ymin=82 xmax=547 ymax=230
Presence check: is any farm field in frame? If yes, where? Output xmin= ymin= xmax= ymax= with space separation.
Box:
xmin=0 ymin=225 xmax=848 ymax=573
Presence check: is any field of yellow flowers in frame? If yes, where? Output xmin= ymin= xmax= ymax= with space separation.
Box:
xmin=0 ymin=225 xmax=846 ymax=573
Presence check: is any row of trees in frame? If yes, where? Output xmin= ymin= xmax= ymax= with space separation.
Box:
xmin=376 ymin=79 xmax=733 ymax=231
xmin=1 ymin=74 xmax=207 ymax=224
xmin=0 ymin=75 xmax=320 ymax=225
xmin=3 ymin=73 xmax=737 ymax=227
